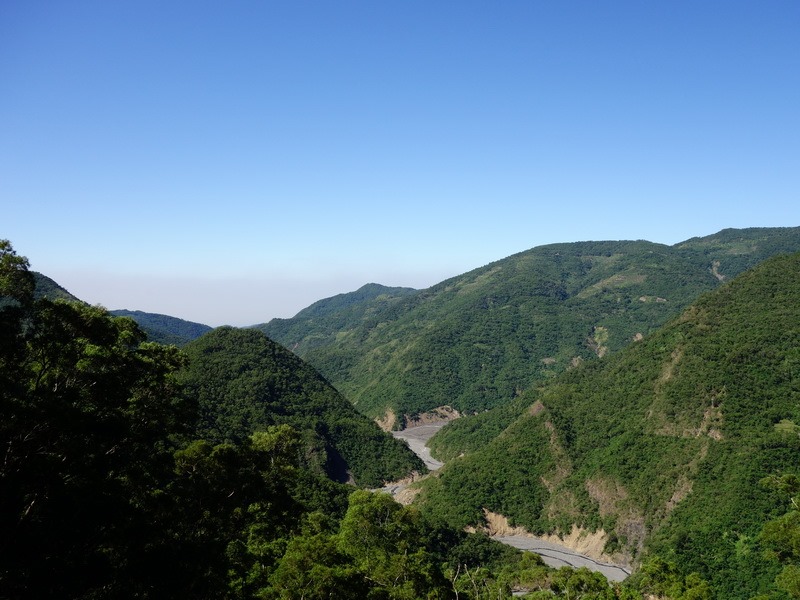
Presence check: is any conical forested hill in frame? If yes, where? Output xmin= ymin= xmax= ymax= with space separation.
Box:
xmin=418 ymin=251 xmax=800 ymax=599
xmin=260 ymin=227 xmax=800 ymax=426
xmin=179 ymin=327 xmax=424 ymax=486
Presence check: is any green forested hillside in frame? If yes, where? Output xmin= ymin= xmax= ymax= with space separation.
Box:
xmin=262 ymin=227 xmax=800 ymax=425
xmin=179 ymin=327 xmax=424 ymax=486
xmin=418 ymin=251 xmax=800 ymax=599
xmin=4 ymin=239 xmax=631 ymax=599
xmin=254 ymin=282 xmax=417 ymax=355
xmin=11 ymin=236 xmax=800 ymax=598
xmin=110 ymin=309 xmax=212 ymax=346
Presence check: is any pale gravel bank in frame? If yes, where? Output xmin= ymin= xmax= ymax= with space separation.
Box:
xmin=391 ymin=423 xmax=447 ymax=471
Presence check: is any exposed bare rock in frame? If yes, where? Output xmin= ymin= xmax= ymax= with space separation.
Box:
xmin=711 ymin=260 xmax=726 ymax=281
xmin=528 ymin=400 xmax=546 ymax=416
xmin=376 ymin=408 xmax=397 ymax=432
xmin=585 ymin=477 xmax=647 ymax=556
xmin=404 ymin=405 xmax=460 ymax=427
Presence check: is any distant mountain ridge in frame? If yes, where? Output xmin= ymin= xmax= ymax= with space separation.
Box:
xmin=259 ymin=227 xmax=800 ymax=426
xmin=290 ymin=282 xmax=417 ymax=319
xmin=110 ymin=309 xmax=212 ymax=346
xmin=30 ymin=272 xmax=212 ymax=346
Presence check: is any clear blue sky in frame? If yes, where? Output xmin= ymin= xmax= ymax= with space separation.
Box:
xmin=2 ymin=1 xmax=798 ymax=326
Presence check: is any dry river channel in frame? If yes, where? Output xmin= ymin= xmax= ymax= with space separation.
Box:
xmin=387 ymin=423 xmax=631 ymax=583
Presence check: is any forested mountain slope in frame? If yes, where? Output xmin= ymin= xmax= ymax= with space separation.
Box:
xmin=253 ymin=282 xmax=417 ymax=355
xmin=179 ymin=327 xmax=423 ymax=486
xmin=418 ymin=251 xmax=800 ymax=599
xmin=261 ymin=227 xmax=800 ymax=425
xmin=110 ymin=309 xmax=212 ymax=346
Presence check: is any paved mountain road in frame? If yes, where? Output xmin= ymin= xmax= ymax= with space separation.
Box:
xmin=389 ymin=421 xmax=631 ymax=582
xmin=494 ymin=535 xmax=630 ymax=582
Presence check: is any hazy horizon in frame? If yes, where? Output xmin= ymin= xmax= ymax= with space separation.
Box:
xmin=4 ymin=2 xmax=799 ymax=325
xmin=31 ymin=227 xmax=797 ymax=327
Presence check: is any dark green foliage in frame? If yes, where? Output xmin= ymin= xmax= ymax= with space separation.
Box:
xmin=179 ymin=326 xmax=423 ymax=486
xmin=418 ymin=251 xmax=800 ymax=599
xmin=745 ymin=474 xmax=800 ymax=599
xmin=146 ymin=430 xmax=317 ymax=598
xmin=0 ymin=242 xmax=35 ymax=395
xmin=0 ymin=291 xmax=348 ymax=597
xmin=0 ymin=242 xmax=35 ymax=315
xmin=624 ymin=557 xmax=712 ymax=600
xmin=431 ymin=526 xmax=523 ymax=573
xmin=1 ymin=255 xmax=195 ymax=596
xmin=267 ymin=519 xmax=368 ymax=599
xmin=261 ymin=228 xmax=800 ymax=424
xmin=335 ymin=490 xmax=450 ymax=597
xmin=548 ymin=567 xmax=619 ymax=599
xmin=2 ymin=240 xmax=624 ymax=599
xmin=110 ymin=308 xmax=213 ymax=346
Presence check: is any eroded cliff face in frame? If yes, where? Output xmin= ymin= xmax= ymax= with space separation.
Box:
xmin=376 ymin=405 xmax=461 ymax=432
xmin=376 ymin=408 xmax=397 ymax=432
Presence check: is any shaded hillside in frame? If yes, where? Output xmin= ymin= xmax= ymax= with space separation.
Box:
xmin=111 ymin=309 xmax=212 ymax=346
xmin=255 ymin=282 xmax=416 ymax=355
xmin=419 ymin=251 xmax=800 ymax=599
xmin=179 ymin=327 xmax=424 ymax=486
xmin=263 ymin=227 xmax=800 ymax=424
